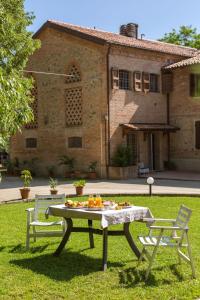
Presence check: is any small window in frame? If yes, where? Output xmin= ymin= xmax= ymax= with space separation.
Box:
xmin=119 ymin=70 xmax=130 ymax=90
xmin=190 ymin=74 xmax=200 ymax=97
xmin=150 ymin=74 xmax=159 ymax=92
xmin=195 ymin=121 xmax=200 ymax=149
xmin=26 ymin=138 xmax=37 ymax=148
xmin=68 ymin=137 xmax=82 ymax=148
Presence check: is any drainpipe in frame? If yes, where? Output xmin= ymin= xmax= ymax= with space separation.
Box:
xmin=106 ymin=44 xmax=111 ymax=179
xmin=166 ymin=93 xmax=170 ymax=163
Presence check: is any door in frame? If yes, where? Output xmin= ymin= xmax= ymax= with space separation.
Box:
xmin=149 ymin=133 xmax=156 ymax=170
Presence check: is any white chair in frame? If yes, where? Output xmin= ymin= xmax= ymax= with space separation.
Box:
xmin=138 ymin=162 xmax=149 ymax=175
xmin=138 ymin=205 xmax=196 ymax=280
xmin=26 ymin=194 xmax=66 ymax=250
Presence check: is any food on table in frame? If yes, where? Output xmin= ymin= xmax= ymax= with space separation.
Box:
xmin=65 ymin=200 xmax=88 ymax=208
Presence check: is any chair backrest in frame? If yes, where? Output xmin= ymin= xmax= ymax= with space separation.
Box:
xmin=34 ymin=194 xmax=65 ymax=220
xmin=138 ymin=162 xmax=144 ymax=169
xmin=175 ymin=205 xmax=192 ymax=229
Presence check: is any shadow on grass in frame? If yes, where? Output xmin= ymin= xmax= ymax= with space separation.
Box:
xmin=11 ymin=250 xmax=124 ymax=281
xmin=118 ymin=264 xmax=184 ymax=287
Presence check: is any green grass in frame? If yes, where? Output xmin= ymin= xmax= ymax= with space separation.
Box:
xmin=0 ymin=196 xmax=200 ymax=300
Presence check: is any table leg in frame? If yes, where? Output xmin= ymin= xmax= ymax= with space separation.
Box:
xmin=53 ymin=218 xmax=73 ymax=257
xmin=88 ymin=220 xmax=95 ymax=248
xmin=124 ymin=222 xmax=141 ymax=258
xmin=102 ymin=228 xmax=108 ymax=271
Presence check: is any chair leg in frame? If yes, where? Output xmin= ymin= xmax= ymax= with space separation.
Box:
xmin=26 ymin=225 xmax=30 ymax=250
xmin=33 ymin=226 xmax=36 ymax=242
xmin=185 ymin=231 xmax=196 ymax=278
xmin=137 ymin=248 xmax=145 ymax=267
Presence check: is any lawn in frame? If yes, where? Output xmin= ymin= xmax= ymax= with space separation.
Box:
xmin=0 ymin=196 xmax=200 ymax=300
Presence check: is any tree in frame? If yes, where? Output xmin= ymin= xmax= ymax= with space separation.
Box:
xmin=159 ymin=25 xmax=200 ymax=49
xmin=0 ymin=0 xmax=40 ymax=148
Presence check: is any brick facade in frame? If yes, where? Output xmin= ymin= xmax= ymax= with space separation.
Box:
xmin=10 ymin=21 xmax=200 ymax=177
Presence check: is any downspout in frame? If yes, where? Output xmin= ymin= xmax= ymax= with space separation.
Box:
xmin=106 ymin=44 xmax=111 ymax=178
xmin=166 ymin=92 xmax=170 ymax=163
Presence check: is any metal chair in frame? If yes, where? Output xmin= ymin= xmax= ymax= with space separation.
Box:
xmin=138 ymin=205 xmax=196 ymax=280
xmin=26 ymin=194 xmax=66 ymax=250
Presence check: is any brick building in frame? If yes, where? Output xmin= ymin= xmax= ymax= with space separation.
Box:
xmin=10 ymin=20 xmax=200 ymax=177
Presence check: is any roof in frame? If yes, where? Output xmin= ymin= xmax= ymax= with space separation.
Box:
xmin=34 ymin=20 xmax=198 ymax=57
xmin=164 ymin=53 xmax=200 ymax=70
xmin=122 ymin=123 xmax=179 ymax=132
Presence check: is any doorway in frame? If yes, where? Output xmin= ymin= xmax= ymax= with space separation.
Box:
xmin=149 ymin=133 xmax=156 ymax=170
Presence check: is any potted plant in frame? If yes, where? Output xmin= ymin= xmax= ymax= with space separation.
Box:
xmin=88 ymin=161 xmax=97 ymax=179
xmin=49 ymin=177 xmax=58 ymax=195
xmin=59 ymin=155 xmax=75 ymax=178
xmin=73 ymin=179 xmax=86 ymax=196
xmin=20 ymin=169 xmax=32 ymax=199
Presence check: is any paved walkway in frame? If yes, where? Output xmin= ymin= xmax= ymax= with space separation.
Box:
xmin=1 ymin=176 xmax=200 ymax=203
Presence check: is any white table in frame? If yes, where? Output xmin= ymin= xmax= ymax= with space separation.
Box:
xmin=47 ymin=204 xmax=152 ymax=270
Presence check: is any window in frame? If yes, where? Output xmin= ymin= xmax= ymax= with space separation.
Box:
xmin=65 ymin=87 xmax=82 ymax=126
xmin=134 ymin=71 xmax=142 ymax=92
xmin=68 ymin=137 xmax=82 ymax=148
xmin=150 ymin=74 xmax=159 ymax=92
xmin=119 ymin=70 xmax=130 ymax=90
xmin=195 ymin=121 xmax=200 ymax=149
xmin=127 ymin=134 xmax=137 ymax=165
xmin=162 ymin=73 xmax=173 ymax=94
xmin=190 ymin=74 xmax=200 ymax=97
xmin=26 ymin=138 xmax=37 ymax=148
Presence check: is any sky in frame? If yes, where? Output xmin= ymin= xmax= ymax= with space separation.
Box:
xmin=24 ymin=0 xmax=200 ymax=40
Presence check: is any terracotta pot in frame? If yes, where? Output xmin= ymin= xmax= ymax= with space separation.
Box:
xmin=88 ymin=172 xmax=97 ymax=179
xmin=50 ymin=190 xmax=58 ymax=195
xmin=20 ymin=188 xmax=30 ymax=200
xmin=75 ymin=186 xmax=83 ymax=196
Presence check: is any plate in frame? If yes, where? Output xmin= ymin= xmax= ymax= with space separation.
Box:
xmin=85 ymin=207 xmax=105 ymax=211
xmin=64 ymin=206 xmax=86 ymax=209
xmin=121 ymin=206 xmax=133 ymax=209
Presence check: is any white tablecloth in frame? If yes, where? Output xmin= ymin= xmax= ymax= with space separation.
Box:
xmin=46 ymin=204 xmax=152 ymax=228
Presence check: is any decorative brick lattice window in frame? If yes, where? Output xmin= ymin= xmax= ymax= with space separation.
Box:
xmin=26 ymin=138 xmax=37 ymax=148
xmin=65 ymin=87 xmax=82 ymax=126
xmin=66 ymin=65 xmax=81 ymax=84
xmin=25 ymin=82 xmax=38 ymax=129
xmin=68 ymin=137 xmax=82 ymax=148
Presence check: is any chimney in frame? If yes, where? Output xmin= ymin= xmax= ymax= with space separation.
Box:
xmin=119 ymin=23 xmax=138 ymax=39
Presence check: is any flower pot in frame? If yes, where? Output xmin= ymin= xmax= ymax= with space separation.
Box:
xmin=50 ymin=190 xmax=58 ymax=195
xmin=88 ymin=172 xmax=97 ymax=179
xmin=20 ymin=188 xmax=30 ymax=200
xmin=75 ymin=186 xmax=83 ymax=196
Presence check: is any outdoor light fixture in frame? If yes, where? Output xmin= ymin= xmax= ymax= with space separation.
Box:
xmin=147 ymin=177 xmax=154 ymax=196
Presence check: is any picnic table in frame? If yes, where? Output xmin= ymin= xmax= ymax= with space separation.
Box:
xmin=47 ymin=204 xmax=152 ymax=270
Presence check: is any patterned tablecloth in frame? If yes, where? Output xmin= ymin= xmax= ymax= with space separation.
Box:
xmin=46 ymin=205 xmax=152 ymax=228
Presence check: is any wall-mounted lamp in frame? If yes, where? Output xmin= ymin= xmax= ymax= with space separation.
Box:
xmin=147 ymin=177 xmax=154 ymax=196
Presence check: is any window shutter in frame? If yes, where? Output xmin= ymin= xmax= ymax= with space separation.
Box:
xmin=162 ymin=73 xmax=173 ymax=94
xmin=134 ymin=71 xmax=142 ymax=92
xmin=190 ymin=74 xmax=195 ymax=97
xmin=142 ymin=72 xmax=150 ymax=93
xmin=111 ymin=68 xmax=119 ymax=89
xmin=195 ymin=121 xmax=200 ymax=149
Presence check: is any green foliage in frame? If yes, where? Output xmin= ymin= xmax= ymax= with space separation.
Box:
xmin=0 ymin=0 xmax=40 ymax=148
xmin=159 ymin=25 xmax=200 ymax=49
xmin=59 ymin=155 xmax=75 ymax=172
xmin=112 ymin=145 xmax=132 ymax=167
xmin=88 ymin=161 xmax=97 ymax=172
xmin=49 ymin=177 xmax=58 ymax=190
xmin=20 ymin=169 xmax=32 ymax=187
xmin=73 ymin=179 xmax=86 ymax=187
